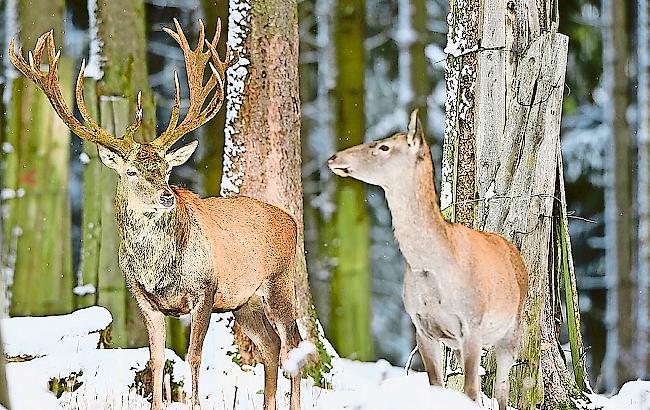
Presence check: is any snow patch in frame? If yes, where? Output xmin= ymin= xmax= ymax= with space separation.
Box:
xmin=2 ymin=142 xmax=14 ymax=153
xmin=72 ymin=284 xmax=96 ymax=296
xmin=78 ymin=152 xmax=91 ymax=165
xmin=284 ymin=341 xmax=317 ymax=377
xmin=2 ymin=306 xmax=111 ymax=359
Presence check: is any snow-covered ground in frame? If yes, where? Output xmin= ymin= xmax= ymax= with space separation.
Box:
xmin=2 ymin=307 xmax=649 ymax=409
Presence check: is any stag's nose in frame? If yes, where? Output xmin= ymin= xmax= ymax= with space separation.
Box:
xmin=328 ymin=154 xmax=338 ymax=163
xmin=159 ymin=192 xmax=175 ymax=208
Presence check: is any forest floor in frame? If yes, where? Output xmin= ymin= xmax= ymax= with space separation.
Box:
xmin=1 ymin=307 xmax=648 ymax=410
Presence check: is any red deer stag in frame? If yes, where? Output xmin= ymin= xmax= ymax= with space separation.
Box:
xmin=9 ymin=19 xmax=302 ymax=410
xmin=328 ymin=110 xmax=528 ymax=410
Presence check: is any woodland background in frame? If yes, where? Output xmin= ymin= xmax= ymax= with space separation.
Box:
xmin=0 ymin=0 xmax=643 ymax=399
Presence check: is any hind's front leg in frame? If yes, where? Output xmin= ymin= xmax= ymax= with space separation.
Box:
xmin=188 ymin=287 xmax=215 ymax=409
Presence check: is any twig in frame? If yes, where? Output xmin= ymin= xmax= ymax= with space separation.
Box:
xmin=405 ymin=344 xmax=419 ymax=375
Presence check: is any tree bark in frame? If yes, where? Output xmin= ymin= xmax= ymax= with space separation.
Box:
xmin=3 ymin=0 xmax=73 ymax=316
xmin=78 ymin=0 xmax=153 ymax=347
xmin=602 ymin=0 xmax=637 ymax=390
xmin=221 ymin=0 xmax=332 ymax=380
xmin=442 ymin=1 xmax=589 ymax=408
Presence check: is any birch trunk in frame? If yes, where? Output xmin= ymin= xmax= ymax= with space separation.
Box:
xmin=442 ymin=0 xmax=589 ymax=408
xmin=221 ymin=0 xmax=332 ymax=382
xmin=3 ymin=0 xmax=73 ymax=316
xmin=638 ymin=0 xmax=650 ymax=380
xmin=79 ymin=0 xmax=153 ymax=347
xmin=602 ymin=0 xmax=637 ymax=390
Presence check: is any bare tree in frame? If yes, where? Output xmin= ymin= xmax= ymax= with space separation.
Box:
xmin=442 ymin=0 xmax=589 ymax=408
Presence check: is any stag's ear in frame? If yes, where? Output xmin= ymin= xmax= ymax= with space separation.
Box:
xmin=97 ymin=145 xmax=125 ymax=171
xmin=406 ymin=109 xmax=424 ymax=150
xmin=165 ymin=140 xmax=198 ymax=167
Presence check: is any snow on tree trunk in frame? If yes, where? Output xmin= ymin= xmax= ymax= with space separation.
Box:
xmin=2 ymin=0 xmax=74 ymax=317
xmin=221 ymin=0 xmax=332 ymax=379
xmin=441 ymin=0 xmax=589 ymax=408
xmin=602 ymin=0 xmax=637 ymax=390
xmin=78 ymin=0 xmax=153 ymax=348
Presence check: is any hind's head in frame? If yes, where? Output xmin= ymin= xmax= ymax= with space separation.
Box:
xmin=328 ymin=110 xmax=429 ymax=188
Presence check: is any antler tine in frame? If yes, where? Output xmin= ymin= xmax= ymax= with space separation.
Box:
xmin=8 ymin=31 xmax=137 ymax=157
xmin=152 ymin=18 xmax=231 ymax=150
xmin=124 ymin=91 xmax=143 ymax=141
xmin=163 ymin=71 xmax=182 ymax=136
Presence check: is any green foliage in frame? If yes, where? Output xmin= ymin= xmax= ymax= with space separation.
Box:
xmin=131 ymin=359 xmax=185 ymax=403
xmin=48 ymin=371 xmax=83 ymax=398
xmin=302 ymin=327 xmax=333 ymax=389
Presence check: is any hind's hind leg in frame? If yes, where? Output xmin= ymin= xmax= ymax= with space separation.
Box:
xmin=233 ymin=296 xmax=281 ymax=410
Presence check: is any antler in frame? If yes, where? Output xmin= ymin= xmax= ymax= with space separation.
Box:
xmin=151 ymin=18 xmax=238 ymax=151
xmin=9 ymin=31 xmax=140 ymax=157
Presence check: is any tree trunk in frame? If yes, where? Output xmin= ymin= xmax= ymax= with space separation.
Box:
xmin=78 ymin=0 xmax=153 ymax=347
xmin=328 ymin=0 xmax=373 ymax=361
xmin=602 ymin=0 xmax=637 ymax=390
xmin=442 ymin=1 xmax=589 ymax=408
xmin=199 ymin=0 xmax=228 ymax=197
xmin=2 ymin=0 xmax=73 ymax=317
xmin=637 ymin=0 xmax=650 ymax=380
xmin=221 ymin=0 xmax=332 ymax=382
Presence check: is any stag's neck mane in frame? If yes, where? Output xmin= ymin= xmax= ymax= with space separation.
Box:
xmin=383 ymin=149 xmax=452 ymax=269
xmin=114 ymin=186 xmax=194 ymax=259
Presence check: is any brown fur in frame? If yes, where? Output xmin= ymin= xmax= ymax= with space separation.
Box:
xmin=328 ymin=111 xmax=528 ymax=410
xmin=101 ymin=143 xmax=302 ymax=410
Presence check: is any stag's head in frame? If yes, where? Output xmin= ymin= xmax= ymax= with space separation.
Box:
xmin=9 ymin=19 xmax=236 ymax=213
xmin=328 ymin=110 xmax=429 ymax=188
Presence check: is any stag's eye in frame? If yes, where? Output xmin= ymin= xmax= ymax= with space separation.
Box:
xmin=379 ymin=145 xmax=390 ymax=152
xmin=126 ymin=169 xmax=138 ymax=177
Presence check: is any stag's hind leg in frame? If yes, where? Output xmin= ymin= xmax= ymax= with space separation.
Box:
xmin=263 ymin=277 xmax=302 ymax=410
xmin=233 ymin=295 xmax=281 ymax=410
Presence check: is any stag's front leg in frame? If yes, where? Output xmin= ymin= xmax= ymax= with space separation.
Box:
xmin=137 ymin=299 xmax=166 ymax=410
xmin=188 ymin=288 xmax=214 ymax=409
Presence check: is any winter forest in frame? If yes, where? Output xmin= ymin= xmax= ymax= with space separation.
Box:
xmin=0 ymin=0 xmax=649 ymax=409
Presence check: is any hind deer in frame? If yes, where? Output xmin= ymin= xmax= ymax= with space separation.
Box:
xmin=328 ymin=110 xmax=528 ymax=410
xmin=10 ymin=20 xmax=302 ymax=410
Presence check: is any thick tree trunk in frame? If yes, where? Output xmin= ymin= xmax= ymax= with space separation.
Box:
xmin=442 ymin=1 xmax=589 ymax=408
xmin=3 ymin=0 xmax=73 ymax=316
xmin=79 ymin=0 xmax=153 ymax=347
xmin=602 ymin=0 xmax=637 ymax=390
xmin=222 ymin=0 xmax=331 ymax=381
xmin=328 ymin=0 xmax=373 ymax=361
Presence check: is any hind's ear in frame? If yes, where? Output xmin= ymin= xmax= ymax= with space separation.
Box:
xmin=406 ymin=109 xmax=424 ymax=150
xmin=165 ymin=141 xmax=198 ymax=167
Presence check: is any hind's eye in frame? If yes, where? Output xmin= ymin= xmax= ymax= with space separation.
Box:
xmin=379 ymin=145 xmax=390 ymax=152
xmin=126 ymin=170 xmax=137 ymax=177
